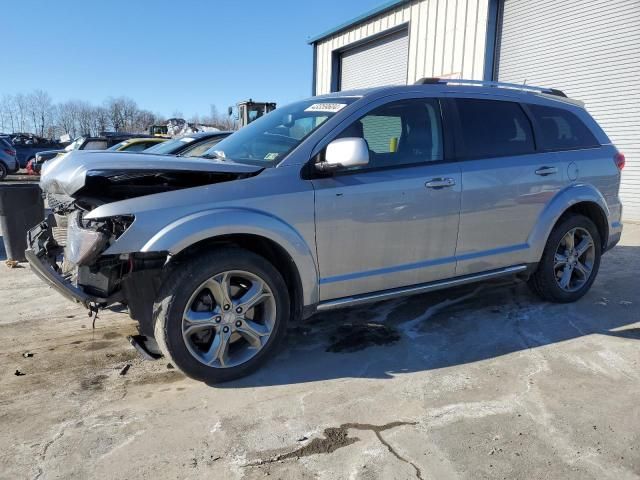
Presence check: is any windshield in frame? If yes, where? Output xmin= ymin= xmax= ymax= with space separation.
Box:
xmin=201 ymin=98 xmax=357 ymax=166
xmin=180 ymin=135 xmax=228 ymax=157
xmin=144 ymin=136 xmax=196 ymax=155
xmin=65 ymin=137 xmax=84 ymax=151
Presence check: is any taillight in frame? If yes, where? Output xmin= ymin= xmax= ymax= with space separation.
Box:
xmin=3 ymin=149 xmax=15 ymax=156
xmin=614 ymin=152 xmax=625 ymax=170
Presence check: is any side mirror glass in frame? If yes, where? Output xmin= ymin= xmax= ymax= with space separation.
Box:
xmin=317 ymin=137 xmax=369 ymax=172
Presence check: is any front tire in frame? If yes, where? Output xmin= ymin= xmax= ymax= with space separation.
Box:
xmin=528 ymin=214 xmax=601 ymax=303
xmin=153 ymin=247 xmax=290 ymax=383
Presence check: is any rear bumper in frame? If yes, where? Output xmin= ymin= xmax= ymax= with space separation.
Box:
xmin=26 ymin=221 xmax=118 ymax=307
xmin=605 ymin=221 xmax=623 ymax=252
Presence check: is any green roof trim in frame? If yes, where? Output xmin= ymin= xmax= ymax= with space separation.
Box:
xmin=307 ymin=0 xmax=409 ymax=44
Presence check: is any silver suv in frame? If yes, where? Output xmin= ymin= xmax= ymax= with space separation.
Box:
xmin=27 ymin=79 xmax=624 ymax=383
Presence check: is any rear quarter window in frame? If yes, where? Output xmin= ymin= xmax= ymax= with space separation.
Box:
xmin=528 ymin=104 xmax=599 ymax=151
xmin=454 ymin=99 xmax=535 ymax=158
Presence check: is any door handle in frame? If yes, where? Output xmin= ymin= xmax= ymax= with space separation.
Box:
xmin=535 ymin=166 xmax=558 ymax=176
xmin=425 ymin=177 xmax=456 ymax=189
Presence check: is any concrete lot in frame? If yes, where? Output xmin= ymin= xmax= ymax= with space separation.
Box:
xmin=1 ymin=224 xmax=638 ymax=479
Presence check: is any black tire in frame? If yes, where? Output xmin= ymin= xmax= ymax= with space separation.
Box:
xmin=528 ymin=214 xmax=601 ymax=303
xmin=153 ymin=247 xmax=290 ymax=383
xmin=0 ymin=162 xmax=7 ymax=180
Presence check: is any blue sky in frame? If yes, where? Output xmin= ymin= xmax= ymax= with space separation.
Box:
xmin=2 ymin=0 xmax=383 ymax=118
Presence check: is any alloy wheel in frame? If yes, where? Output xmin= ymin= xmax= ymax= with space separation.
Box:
xmin=182 ymin=270 xmax=276 ymax=368
xmin=553 ymin=227 xmax=596 ymax=293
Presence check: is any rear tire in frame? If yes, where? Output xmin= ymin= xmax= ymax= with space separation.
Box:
xmin=528 ymin=214 xmax=601 ymax=303
xmin=0 ymin=162 xmax=7 ymax=180
xmin=153 ymin=247 xmax=290 ymax=384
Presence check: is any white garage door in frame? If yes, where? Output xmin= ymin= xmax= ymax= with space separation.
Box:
xmin=340 ymin=29 xmax=409 ymax=91
xmin=497 ymin=0 xmax=640 ymax=221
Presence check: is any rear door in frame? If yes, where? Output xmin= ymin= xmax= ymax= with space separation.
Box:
xmin=448 ymin=97 xmax=568 ymax=275
xmin=312 ymin=97 xmax=461 ymax=301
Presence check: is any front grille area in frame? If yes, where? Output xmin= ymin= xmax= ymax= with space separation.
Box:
xmin=46 ymin=193 xmax=74 ymax=212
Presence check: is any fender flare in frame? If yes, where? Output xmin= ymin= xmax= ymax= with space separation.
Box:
xmin=527 ymin=183 xmax=610 ymax=261
xmin=141 ymin=207 xmax=319 ymax=306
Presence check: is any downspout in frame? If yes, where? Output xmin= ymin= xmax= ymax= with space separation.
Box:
xmin=483 ymin=0 xmax=502 ymax=81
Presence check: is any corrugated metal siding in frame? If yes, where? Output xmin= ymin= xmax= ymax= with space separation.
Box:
xmin=497 ymin=0 xmax=640 ymax=221
xmin=340 ymin=29 xmax=409 ymax=90
xmin=314 ymin=0 xmax=489 ymax=95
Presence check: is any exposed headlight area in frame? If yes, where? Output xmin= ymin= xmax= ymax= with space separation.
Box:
xmin=65 ymin=211 xmax=135 ymax=266
xmin=65 ymin=211 xmax=108 ymax=266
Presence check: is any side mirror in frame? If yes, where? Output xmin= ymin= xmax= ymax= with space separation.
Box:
xmin=317 ymin=137 xmax=369 ymax=172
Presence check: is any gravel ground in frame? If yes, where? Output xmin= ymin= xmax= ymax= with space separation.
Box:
xmin=0 ymin=223 xmax=638 ymax=479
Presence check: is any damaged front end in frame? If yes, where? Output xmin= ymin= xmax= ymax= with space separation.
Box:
xmin=27 ymin=196 xmax=168 ymax=336
xmin=27 ymin=150 xmax=261 ymax=341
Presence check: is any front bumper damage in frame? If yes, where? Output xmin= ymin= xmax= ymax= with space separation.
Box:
xmin=26 ymin=217 xmax=166 ymax=341
xmin=26 ymin=220 xmax=121 ymax=308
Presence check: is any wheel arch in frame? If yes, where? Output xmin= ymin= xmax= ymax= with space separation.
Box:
xmin=142 ymin=208 xmax=319 ymax=310
xmin=528 ymin=184 xmax=611 ymax=261
xmin=558 ymin=202 xmax=608 ymax=252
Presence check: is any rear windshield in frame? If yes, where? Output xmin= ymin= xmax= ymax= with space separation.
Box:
xmin=107 ymin=140 xmax=130 ymax=151
xmin=144 ymin=136 xmax=197 ymax=155
xmin=528 ymin=104 xmax=599 ymax=151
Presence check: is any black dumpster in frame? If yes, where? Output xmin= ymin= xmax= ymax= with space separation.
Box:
xmin=0 ymin=184 xmax=45 ymax=262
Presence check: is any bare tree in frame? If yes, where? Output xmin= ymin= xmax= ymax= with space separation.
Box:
xmin=121 ymin=98 xmax=139 ymax=131
xmin=2 ymin=89 xmax=217 ymax=137
xmin=27 ymin=90 xmax=53 ymax=137
xmin=76 ymin=101 xmax=95 ymax=135
xmin=135 ymin=109 xmax=157 ymax=133
xmin=13 ymin=94 xmax=29 ymax=132
xmin=92 ymin=107 xmax=109 ymax=135
xmin=56 ymin=101 xmax=81 ymax=137
xmin=0 ymin=95 xmax=16 ymax=133
xmin=105 ymin=97 xmax=125 ymax=131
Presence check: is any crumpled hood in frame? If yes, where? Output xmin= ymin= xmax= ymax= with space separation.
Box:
xmin=40 ymin=150 xmax=262 ymax=196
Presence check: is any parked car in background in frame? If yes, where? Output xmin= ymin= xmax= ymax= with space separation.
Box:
xmin=0 ymin=138 xmax=19 ymax=179
xmin=27 ymin=79 xmax=623 ymax=383
xmin=28 ymin=133 xmax=152 ymax=174
xmin=8 ymin=133 xmax=63 ymax=168
xmin=107 ymin=137 xmax=168 ymax=153
xmin=142 ymin=131 xmax=232 ymax=157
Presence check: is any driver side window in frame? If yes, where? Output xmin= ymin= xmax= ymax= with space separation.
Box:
xmin=336 ymin=98 xmax=443 ymax=171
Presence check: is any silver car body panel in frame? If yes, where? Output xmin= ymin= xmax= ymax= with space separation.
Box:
xmin=40 ymin=150 xmax=261 ymax=196
xmin=37 ymin=83 xmax=623 ymax=313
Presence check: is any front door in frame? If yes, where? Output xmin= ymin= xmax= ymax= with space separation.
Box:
xmin=311 ymin=98 xmax=461 ymax=301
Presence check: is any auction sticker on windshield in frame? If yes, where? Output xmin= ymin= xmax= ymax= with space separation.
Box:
xmin=304 ymin=103 xmax=347 ymax=113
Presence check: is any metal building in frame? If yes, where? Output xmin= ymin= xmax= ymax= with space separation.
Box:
xmin=309 ymin=0 xmax=640 ymax=221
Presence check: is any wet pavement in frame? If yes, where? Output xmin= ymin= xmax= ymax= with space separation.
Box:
xmin=1 ymin=224 xmax=639 ymax=479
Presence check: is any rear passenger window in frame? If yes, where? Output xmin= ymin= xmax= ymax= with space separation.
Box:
xmin=529 ymin=104 xmax=599 ymax=151
xmin=455 ymin=99 xmax=535 ymax=158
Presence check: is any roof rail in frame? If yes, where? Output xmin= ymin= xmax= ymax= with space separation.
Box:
xmin=414 ymin=77 xmax=567 ymax=98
